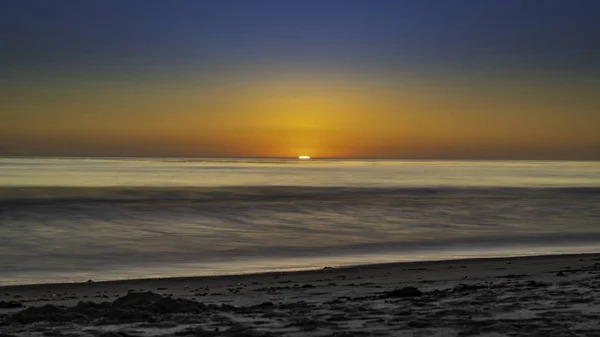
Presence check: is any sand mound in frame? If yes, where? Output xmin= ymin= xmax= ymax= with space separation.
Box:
xmin=5 ymin=292 xmax=210 ymax=325
xmin=383 ymin=286 xmax=423 ymax=298
xmin=111 ymin=291 xmax=207 ymax=314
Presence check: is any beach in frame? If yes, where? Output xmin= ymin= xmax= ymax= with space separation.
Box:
xmin=2 ymin=253 xmax=600 ymax=336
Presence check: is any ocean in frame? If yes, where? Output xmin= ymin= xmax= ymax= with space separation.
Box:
xmin=1 ymin=157 xmax=599 ymax=285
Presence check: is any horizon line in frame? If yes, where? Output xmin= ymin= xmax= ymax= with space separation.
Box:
xmin=1 ymin=155 xmax=599 ymax=162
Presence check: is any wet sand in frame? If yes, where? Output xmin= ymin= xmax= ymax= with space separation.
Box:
xmin=2 ymin=253 xmax=600 ymax=336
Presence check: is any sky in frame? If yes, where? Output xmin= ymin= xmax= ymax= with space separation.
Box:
xmin=1 ymin=0 xmax=599 ymax=159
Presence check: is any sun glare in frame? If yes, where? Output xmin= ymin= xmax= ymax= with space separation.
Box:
xmin=298 ymin=156 xmax=311 ymax=160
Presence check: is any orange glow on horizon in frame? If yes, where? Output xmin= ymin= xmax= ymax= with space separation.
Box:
xmin=1 ymin=71 xmax=599 ymax=159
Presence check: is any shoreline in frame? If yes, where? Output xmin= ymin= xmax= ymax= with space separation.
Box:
xmin=2 ymin=251 xmax=599 ymax=290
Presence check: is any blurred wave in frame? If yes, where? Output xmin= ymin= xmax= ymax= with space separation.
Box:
xmin=0 ymin=158 xmax=599 ymax=285
xmin=1 ymin=185 xmax=600 ymax=204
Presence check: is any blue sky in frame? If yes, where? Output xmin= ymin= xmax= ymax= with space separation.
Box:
xmin=2 ymin=0 xmax=599 ymax=75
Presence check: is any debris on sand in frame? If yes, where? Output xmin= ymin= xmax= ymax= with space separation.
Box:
xmin=452 ymin=283 xmax=488 ymax=292
xmin=175 ymin=323 xmax=274 ymax=336
xmin=525 ymin=280 xmax=550 ymax=288
xmin=384 ymin=286 xmax=423 ymax=298
xmin=0 ymin=301 xmax=22 ymax=309
xmin=497 ymin=274 xmax=528 ymax=279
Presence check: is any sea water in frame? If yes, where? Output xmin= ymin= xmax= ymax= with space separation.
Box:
xmin=0 ymin=157 xmax=599 ymax=285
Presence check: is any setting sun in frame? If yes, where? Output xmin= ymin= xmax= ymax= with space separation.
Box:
xmin=298 ymin=156 xmax=311 ymax=160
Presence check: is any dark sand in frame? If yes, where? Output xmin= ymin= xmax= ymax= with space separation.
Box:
xmin=2 ymin=253 xmax=600 ymax=336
